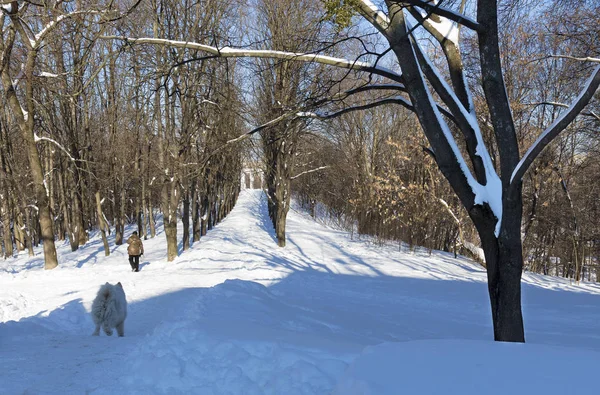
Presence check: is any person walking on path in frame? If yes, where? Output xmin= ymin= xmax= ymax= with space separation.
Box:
xmin=127 ymin=231 xmax=144 ymax=272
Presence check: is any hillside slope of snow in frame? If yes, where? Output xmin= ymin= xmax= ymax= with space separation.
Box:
xmin=1 ymin=190 xmax=599 ymax=394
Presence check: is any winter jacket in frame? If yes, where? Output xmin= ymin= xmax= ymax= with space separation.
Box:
xmin=127 ymin=235 xmax=144 ymax=256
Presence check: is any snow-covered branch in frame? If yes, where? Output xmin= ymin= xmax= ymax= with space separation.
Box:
xmin=511 ymin=65 xmax=600 ymax=186
xmin=0 ymin=1 xmax=18 ymax=15
xmin=291 ymin=166 xmax=330 ymax=180
xmin=523 ymin=102 xmax=600 ymax=122
xmin=409 ymin=7 xmax=459 ymax=45
xmin=550 ymin=55 xmax=600 ymax=64
xmin=37 ymin=71 xmax=60 ymax=78
xmin=409 ymin=26 xmax=495 ymax=185
xmin=402 ymin=0 xmax=481 ymax=32
xmin=34 ymin=134 xmax=76 ymax=162
xmin=298 ymin=95 xmax=415 ymax=120
xmin=100 ymin=36 xmax=404 ymax=82
xmin=34 ymin=11 xmax=104 ymax=49
xmin=227 ymin=112 xmax=297 ymax=145
xmin=354 ymin=0 xmax=390 ymax=34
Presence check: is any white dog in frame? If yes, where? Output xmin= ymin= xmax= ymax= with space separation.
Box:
xmin=91 ymin=282 xmax=127 ymax=337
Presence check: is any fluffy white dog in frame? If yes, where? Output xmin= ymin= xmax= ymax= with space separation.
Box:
xmin=91 ymin=282 xmax=127 ymax=337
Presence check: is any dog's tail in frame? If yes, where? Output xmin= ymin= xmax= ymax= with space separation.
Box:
xmin=101 ymin=287 xmax=111 ymax=334
xmin=100 ymin=285 xmax=111 ymax=300
xmin=92 ymin=283 xmax=113 ymax=324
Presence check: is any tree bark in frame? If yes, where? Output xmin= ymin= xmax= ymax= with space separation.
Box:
xmin=182 ymin=185 xmax=190 ymax=251
xmin=0 ymin=150 xmax=13 ymax=258
xmin=95 ymin=191 xmax=110 ymax=256
xmin=0 ymin=41 xmax=58 ymax=268
xmin=474 ymin=193 xmax=525 ymax=342
xmin=192 ymin=180 xmax=201 ymax=242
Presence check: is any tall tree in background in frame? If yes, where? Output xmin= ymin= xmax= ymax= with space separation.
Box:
xmin=254 ymin=0 xmax=329 ymax=247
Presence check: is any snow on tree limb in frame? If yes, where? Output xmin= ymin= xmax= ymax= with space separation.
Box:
xmin=398 ymin=12 xmax=503 ymax=236
xmin=6 ymin=7 xmax=105 ymax=50
xmin=409 ymin=22 xmax=495 ymax=186
xmin=291 ymin=166 xmax=330 ymax=180
xmin=100 ymin=36 xmax=404 ymax=82
xmin=402 ymin=0 xmax=481 ymax=32
xmin=510 ymin=65 xmax=600 ymax=186
xmin=354 ymin=0 xmax=390 ymax=34
xmin=298 ymin=95 xmax=416 ymax=119
xmin=311 ymin=83 xmax=459 ymax=120
xmin=34 ymin=134 xmax=76 ymax=162
xmin=523 ymin=102 xmax=600 ymax=122
xmin=33 ymin=11 xmax=107 ymax=48
xmin=227 ymin=95 xmax=414 ymax=146
xmin=550 ymin=55 xmax=600 ymax=64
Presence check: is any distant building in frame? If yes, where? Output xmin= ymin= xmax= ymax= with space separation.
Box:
xmin=241 ymin=162 xmax=264 ymax=190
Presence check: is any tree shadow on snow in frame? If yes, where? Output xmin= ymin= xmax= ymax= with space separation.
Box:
xmin=0 ymin=298 xmax=88 ymax=341
xmin=3 ymin=268 xmax=600 ymax=394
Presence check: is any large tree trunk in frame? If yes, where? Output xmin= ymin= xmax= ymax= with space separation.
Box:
xmin=25 ymin=135 xmax=58 ymax=268
xmin=474 ymin=189 xmax=525 ymax=342
xmin=0 ymin=42 xmax=59 ymax=268
xmin=274 ymin=154 xmax=291 ymax=247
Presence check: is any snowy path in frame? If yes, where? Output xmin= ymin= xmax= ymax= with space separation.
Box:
xmin=1 ymin=190 xmax=600 ymax=394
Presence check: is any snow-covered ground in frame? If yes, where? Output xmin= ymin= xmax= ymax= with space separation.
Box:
xmin=1 ymin=190 xmax=599 ymax=394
